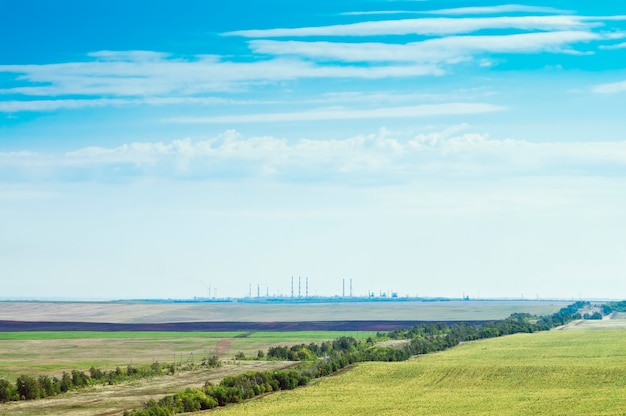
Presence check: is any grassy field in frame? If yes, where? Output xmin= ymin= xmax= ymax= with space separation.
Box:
xmin=0 ymin=361 xmax=293 ymax=416
xmin=0 ymin=331 xmax=375 ymax=380
xmin=0 ymin=300 xmax=580 ymax=415
xmin=215 ymin=329 xmax=626 ymax=416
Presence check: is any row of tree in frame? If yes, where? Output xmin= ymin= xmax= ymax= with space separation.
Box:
xmin=126 ymin=302 xmax=590 ymax=415
xmin=1 ymin=301 xmax=596 ymax=410
xmin=601 ymin=300 xmax=626 ymax=314
xmin=124 ymin=369 xmax=313 ymax=415
xmin=0 ymin=357 xmax=221 ymax=403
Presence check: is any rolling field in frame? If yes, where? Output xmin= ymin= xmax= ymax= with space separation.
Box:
xmin=0 ymin=300 xmax=580 ymax=415
xmin=0 ymin=300 xmax=565 ymax=380
xmin=0 ymin=331 xmax=375 ymax=380
xmin=215 ymin=328 xmax=626 ymax=416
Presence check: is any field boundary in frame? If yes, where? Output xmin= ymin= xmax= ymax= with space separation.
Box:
xmin=0 ymin=319 xmax=492 ymax=332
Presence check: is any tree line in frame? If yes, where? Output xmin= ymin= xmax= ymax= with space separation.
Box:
xmin=123 ymin=302 xmax=592 ymax=415
xmin=0 ymin=301 xmax=601 ymax=410
xmin=0 ymin=356 xmax=220 ymax=403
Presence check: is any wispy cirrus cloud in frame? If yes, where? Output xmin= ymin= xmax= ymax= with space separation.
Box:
xmin=599 ymin=41 xmax=626 ymax=50
xmin=592 ymin=80 xmax=626 ymax=93
xmin=2 ymin=7 xmax=624 ymax=114
xmin=0 ymin=53 xmax=440 ymax=100
xmin=250 ymin=31 xmax=610 ymax=64
xmin=340 ymin=11 xmax=425 ymax=16
xmin=224 ymin=15 xmax=605 ymax=38
xmin=0 ymin=97 xmax=237 ymax=112
xmin=422 ymin=4 xmax=571 ymax=15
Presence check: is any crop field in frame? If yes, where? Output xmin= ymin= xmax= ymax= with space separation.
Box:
xmin=215 ymin=328 xmax=626 ymax=416
xmin=0 ymin=300 xmax=567 ymax=323
xmin=0 ymin=331 xmax=374 ymax=380
xmin=0 ymin=300 xmax=565 ymax=380
xmin=0 ymin=300 xmax=578 ymax=415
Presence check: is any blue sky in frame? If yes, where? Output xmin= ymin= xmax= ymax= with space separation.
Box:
xmin=1 ymin=1 xmax=626 ymax=300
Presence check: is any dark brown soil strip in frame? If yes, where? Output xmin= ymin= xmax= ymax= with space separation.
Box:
xmin=0 ymin=320 xmax=491 ymax=332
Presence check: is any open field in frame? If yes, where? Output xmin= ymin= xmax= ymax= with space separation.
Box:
xmin=0 ymin=331 xmax=374 ymax=380
xmin=0 ymin=300 xmax=567 ymax=324
xmin=0 ymin=361 xmax=293 ymax=416
xmin=563 ymin=319 xmax=626 ymax=330
xmin=0 ymin=300 xmax=576 ymax=415
xmin=214 ymin=327 xmax=626 ymax=415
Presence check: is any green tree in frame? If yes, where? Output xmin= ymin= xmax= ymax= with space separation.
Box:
xmin=0 ymin=378 xmax=17 ymax=402
xmin=16 ymin=375 xmax=40 ymax=400
xmin=71 ymin=370 xmax=89 ymax=388
xmin=60 ymin=372 xmax=73 ymax=392
xmin=90 ymin=366 xmax=104 ymax=380
xmin=37 ymin=375 xmax=59 ymax=397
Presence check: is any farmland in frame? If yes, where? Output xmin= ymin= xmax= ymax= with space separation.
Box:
xmin=215 ymin=326 xmax=626 ymax=416
xmin=0 ymin=331 xmax=375 ymax=380
xmin=0 ymin=300 xmax=566 ymax=380
xmin=0 ymin=300 xmax=566 ymax=323
xmin=0 ymin=299 xmax=581 ymax=415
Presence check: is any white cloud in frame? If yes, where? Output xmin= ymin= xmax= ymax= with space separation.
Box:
xmin=225 ymin=15 xmax=599 ymax=38
xmin=0 ymin=54 xmax=441 ymax=99
xmin=166 ymin=103 xmax=505 ymax=123
xmin=1 ymin=10 xmax=623 ymax=111
xmin=0 ymin=97 xmax=233 ymax=112
xmin=250 ymin=31 xmax=606 ymax=63
xmin=4 ymin=128 xmax=626 ymax=184
xmin=592 ymin=80 xmax=626 ymax=94
xmin=599 ymin=41 xmax=626 ymax=50
xmin=341 ymin=11 xmax=425 ymax=16
xmin=422 ymin=5 xmax=570 ymax=15
xmin=88 ymin=50 xmax=172 ymax=61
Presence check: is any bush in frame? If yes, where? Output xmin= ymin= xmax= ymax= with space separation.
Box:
xmin=0 ymin=379 xmax=17 ymax=403
xmin=16 ymin=375 xmax=40 ymax=400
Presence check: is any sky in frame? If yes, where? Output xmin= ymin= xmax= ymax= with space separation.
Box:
xmin=1 ymin=1 xmax=626 ymax=301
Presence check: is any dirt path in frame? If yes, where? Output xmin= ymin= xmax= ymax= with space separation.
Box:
xmin=216 ymin=337 xmax=233 ymax=356
xmin=557 ymin=314 xmax=626 ymax=331
xmin=0 ymin=361 xmax=292 ymax=416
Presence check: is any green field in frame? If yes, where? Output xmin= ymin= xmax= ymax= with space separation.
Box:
xmin=215 ymin=329 xmax=626 ymax=415
xmin=0 ymin=331 xmax=375 ymax=380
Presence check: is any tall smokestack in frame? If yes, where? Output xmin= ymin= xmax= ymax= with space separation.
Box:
xmin=342 ymin=278 xmax=345 ymax=297
xmin=291 ymin=276 xmax=294 ymax=298
xmin=298 ymin=276 xmax=301 ymax=298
